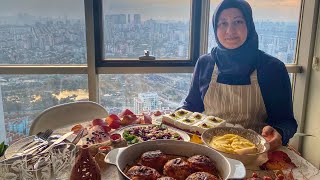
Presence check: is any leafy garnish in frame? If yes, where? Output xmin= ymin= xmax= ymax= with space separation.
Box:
xmin=0 ymin=141 xmax=8 ymax=157
xmin=156 ymin=123 xmax=167 ymax=130
xmin=129 ymin=138 xmax=139 ymax=144
xmin=123 ymin=131 xmax=139 ymax=144
xmin=173 ymin=133 xmax=180 ymax=138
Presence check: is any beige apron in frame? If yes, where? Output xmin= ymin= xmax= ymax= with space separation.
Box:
xmin=203 ymin=64 xmax=267 ymax=133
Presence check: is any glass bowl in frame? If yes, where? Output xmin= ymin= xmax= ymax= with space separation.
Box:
xmin=201 ymin=127 xmax=269 ymax=165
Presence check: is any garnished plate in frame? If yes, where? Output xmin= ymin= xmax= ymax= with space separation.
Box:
xmin=113 ymin=124 xmax=190 ymax=144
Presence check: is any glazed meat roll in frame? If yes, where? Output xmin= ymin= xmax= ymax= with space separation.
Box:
xmin=126 ymin=165 xmax=161 ymax=180
xmin=163 ymin=158 xmax=192 ymax=180
xmin=187 ymin=155 xmax=218 ymax=174
xmin=139 ymin=150 xmax=168 ymax=172
xmin=185 ymin=172 xmax=219 ymax=180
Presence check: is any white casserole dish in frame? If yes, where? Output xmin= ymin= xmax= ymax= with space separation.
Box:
xmin=105 ymin=140 xmax=246 ymax=179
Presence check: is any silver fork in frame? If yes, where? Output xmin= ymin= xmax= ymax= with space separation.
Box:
xmin=18 ymin=129 xmax=53 ymax=152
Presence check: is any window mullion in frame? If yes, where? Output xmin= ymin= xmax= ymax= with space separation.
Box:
xmin=200 ymin=0 xmax=211 ymax=55
xmin=85 ymin=0 xmax=100 ymax=102
xmin=190 ymin=0 xmax=202 ymax=62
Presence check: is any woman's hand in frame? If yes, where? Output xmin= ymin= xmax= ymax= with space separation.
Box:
xmin=262 ymin=126 xmax=282 ymax=151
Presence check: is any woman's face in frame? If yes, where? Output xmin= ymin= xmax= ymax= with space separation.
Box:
xmin=217 ymin=8 xmax=248 ymax=49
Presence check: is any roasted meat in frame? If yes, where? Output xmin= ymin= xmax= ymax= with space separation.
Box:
xmin=157 ymin=177 xmax=176 ymax=180
xmin=139 ymin=150 xmax=168 ymax=172
xmin=187 ymin=155 xmax=218 ymax=175
xmin=163 ymin=158 xmax=192 ymax=180
xmin=126 ymin=165 xmax=161 ymax=180
xmin=185 ymin=172 xmax=219 ymax=180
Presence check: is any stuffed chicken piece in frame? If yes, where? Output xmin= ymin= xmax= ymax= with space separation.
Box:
xmin=187 ymin=155 xmax=218 ymax=175
xmin=139 ymin=150 xmax=168 ymax=172
xmin=185 ymin=172 xmax=219 ymax=180
xmin=126 ymin=165 xmax=161 ymax=180
xmin=163 ymin=158 xmax=192 ymax=180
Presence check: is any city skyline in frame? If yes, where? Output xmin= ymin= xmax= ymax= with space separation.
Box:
xmin=0 ymin=0 xmax=301 ymax=21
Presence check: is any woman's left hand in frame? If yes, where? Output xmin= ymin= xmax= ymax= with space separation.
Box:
xmin=262 ymin=125 xmax=282 ymax=151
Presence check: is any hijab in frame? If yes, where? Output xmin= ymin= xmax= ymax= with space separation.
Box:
xmin=211 ymin=0 xmax=259 ymax=85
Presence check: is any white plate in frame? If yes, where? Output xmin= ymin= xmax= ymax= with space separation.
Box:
xmin=4 ymin=134 xmax=71 ymax=159
xmin=4 ymin=135 xmax=36 ymax=159
xmin=113 ymin=124 xmax=190 ymax=143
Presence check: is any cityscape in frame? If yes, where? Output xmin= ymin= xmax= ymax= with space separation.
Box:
xmin=0 ymin=12 xmax=298 ymax=144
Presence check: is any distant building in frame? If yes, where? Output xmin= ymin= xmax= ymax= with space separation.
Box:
xmin=290 ymin=38 xmax=297 ymax=50
xmin=128 ymin=14 xmax=131 ymax=24
xmin=105 ymin=14 xmax=127 ymax=24
xmin=133 ymin=92 xmax=160 ymax=114
xmin=133 ymin=97 xmax=144 ymax=114
xmin=133 ymin=14 xmax=141 ymax=24
xmin=7 ymin=117 xmax=29 ymax=134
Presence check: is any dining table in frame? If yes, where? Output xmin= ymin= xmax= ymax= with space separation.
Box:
xmin=51 ymin=119 xmax=320 ymax=180
xmin=2 ymin=119 xmax=319 ymax=180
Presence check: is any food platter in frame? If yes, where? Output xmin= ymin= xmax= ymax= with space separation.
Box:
xmin=113 ymin=124 xmax=190 ymax=144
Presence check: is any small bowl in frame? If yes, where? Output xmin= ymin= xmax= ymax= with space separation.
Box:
xmin=201 ymin=127 xmax=270 ymax=165
xmin=110 ymin=133 xmax=122 ymax=143
xmin=98 ymin=146 xmax=112 ymax=154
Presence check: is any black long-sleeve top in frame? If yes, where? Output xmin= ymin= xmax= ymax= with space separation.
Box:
xmin=181 ymin=50 xmax=297 ymax=145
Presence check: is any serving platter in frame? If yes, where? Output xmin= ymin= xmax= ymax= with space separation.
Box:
xmin=113 ymin=124 xmax=190 ymax=144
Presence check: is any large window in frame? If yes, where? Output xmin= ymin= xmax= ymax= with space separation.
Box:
xmin=103 ymin=0 xmax=191 ymax=60
xmin=0 ymin=75 xmax=88 ymax=144
xmin=208 ymin=0 xmax=301 ymax=64
xmin=0 ymin=0 xmax=88 ymax=144
xmin=0 ymin=0 xmax=86 ymax=64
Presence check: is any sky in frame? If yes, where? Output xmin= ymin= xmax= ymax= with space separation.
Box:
xmin=0 ymin=0 xmax=301 ymax=22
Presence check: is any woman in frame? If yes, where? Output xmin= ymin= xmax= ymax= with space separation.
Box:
xmin=181 ymin=0 xmax=297 ymax=150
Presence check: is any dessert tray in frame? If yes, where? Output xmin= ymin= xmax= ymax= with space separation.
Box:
xmin=162 ymin=109 xmax=226 ymax=134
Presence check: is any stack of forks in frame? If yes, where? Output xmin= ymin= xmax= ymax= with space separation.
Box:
xmin=17 ymin=129 xmax=53 ymax=156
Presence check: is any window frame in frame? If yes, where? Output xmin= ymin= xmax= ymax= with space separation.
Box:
xmin=291 ymin=0 xmax=319 ymax=151
xmin=94 ymin=0 xmax=202 ymax=67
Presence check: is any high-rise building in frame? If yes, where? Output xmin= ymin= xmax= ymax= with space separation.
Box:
xmin=7 ymin=117 xmax=29 ymax=135
xmin=133 ymin=14 xmax=141 ymax=24
xmin=118 ymin=14 xmax=126 ymax=24
xmin=133 ymin=97 xmax=143 ymax=114
xmin=105 ymin=14 xmax=127 ymax=24
xmin=290 ymin=38 xmax=297 ymax=50
xmin=127 ymin=14 xmax=131 ymax=24
xmin=133 ymin=92 xmax=160 ymax=114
